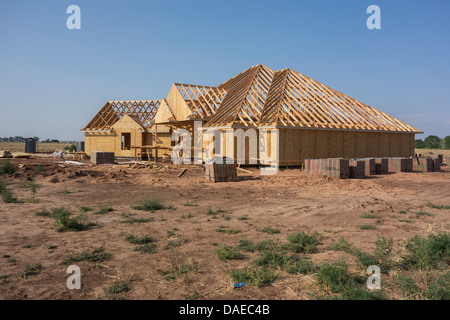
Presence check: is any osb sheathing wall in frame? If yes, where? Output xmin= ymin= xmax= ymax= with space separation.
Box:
xmin=278 ymin=129 xmax=414 ymax=166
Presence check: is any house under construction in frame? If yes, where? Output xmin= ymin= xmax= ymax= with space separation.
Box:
xmin=81 ymin=64 xmax=422 ymax=165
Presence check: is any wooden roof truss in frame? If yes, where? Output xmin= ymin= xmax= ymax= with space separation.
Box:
xmin=82 ymin=100 xmax=161 ymax=131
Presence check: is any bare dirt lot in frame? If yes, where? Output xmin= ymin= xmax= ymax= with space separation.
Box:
xmin=0 ymin=156 xmax=449 ymax=300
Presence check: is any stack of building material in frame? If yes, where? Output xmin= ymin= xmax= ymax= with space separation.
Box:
xmin=90 ymin=151 xmax=115 ymax=164
xmin=388 ymin=158 xmax=413 ymax=173
xmin=304 ymin=159 xmax=350 ymax=179
xmin=355 ymin=158 xmax=375 ymax=176
xmin=375 ymin=158 xmax=388 ymax=174
xmin=205 ymin=162 xmax=237 ymax=182
xmin=0 ymin=150 xmax=13 ymax=158
xmin=413 ymin=157 xmax=433 ymax=172
xmin=349 ymin=160 xmax=365 ymax=178
xmin=433 ymin=158 xmax=442 ymax=172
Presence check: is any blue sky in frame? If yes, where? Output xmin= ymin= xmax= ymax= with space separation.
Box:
xmin=0 ymin=0 xmax=449 ymax=141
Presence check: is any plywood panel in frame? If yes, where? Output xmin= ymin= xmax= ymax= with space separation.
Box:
xmin=355 ymin=132 xmax=368 ymax=158
xmin=315 ymin=130 xmax=330 ymax=159
xmin=166 ymin=84 xmax=192 ymax=121
xmin=367 ymin=132 xmax=380 ymax=157
xmin=379 ymin=133 xmax=390 ymax=157
xmin=300 ymin=129 xmax=315 ymax=159
xmin=343 ymin=131 xmax=356 ymax=159
xmin=389 ymin=133 xmax=401 ymax=157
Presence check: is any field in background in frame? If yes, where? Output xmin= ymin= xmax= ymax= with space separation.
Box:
xmin=0 ymin=142 xmax=73 ymax=153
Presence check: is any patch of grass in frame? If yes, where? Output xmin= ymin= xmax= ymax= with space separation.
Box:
xmin=207 ymin=207 xmax=226 ymax=215
xmin=399 ymin=210 xmax=407 ymax=214
xmin=2 ymin=254 xmax=11 ymax=258
xmin=214 ymin=245 xmax=241 ymax=261
xmin=125 ymin=234 xmax=156 ymax=245
xmin=285 ymin=231 xmax=321 ymax=253
xmin=60 ymin=248 xmax=112 ymax=266
xmin=164 ymin=231 xmax=187 ymax=250
xmin=103 ymin=282 xmax=131 ymax=300
xmin=230 ymin=267 xmax=280 ymax=287
xmin=358 ymin=224 xmax=378 ymax=230
xmin=20 ymin=262 xmax=42 ymax=279
xmin=330 ymin=237 xmax=354 ymax=253
xmin=33 ymin=164 xmax=46 ymax=172
xmin=25 ymin=181 xmax=40 ymax=199
xmin=361 ymin=212 xmax=378 ymax=219
xmin=36 ymin=207 xmax=52 ymax=217
xmin=401 ymin=233 xmax=450 ymax=270
xmin=94 ymin=202 xmax=113 ymax=215
xmin=120 ymin=217 xmax=153 ymax=224
xmin=7 ymin=258 xmax=16 ymax=264
xmin=237 ymin=216 xmax=249 ymax=221
xmin=134 ymin=243 xmax=157 ymax=254
xmin=426 ymin=202 xmax=450 ymax=210
xmin=79 ymin=206 xmax=92 ymax=213
xmin=414 ymin=211 xmax=433 ymax=217
xmin=0 ymin=274 xmax=10 ymax=284
xmin=132 ymin=195 xmax=164 ymax=212
xmin=2 ymin=189 xmax=20 ymax=203
xmin=22 ymin=243 xmax=33 ymax=249
xmin=183 ymin=203 xmax=198 ymax=207
xmin=426 ymin=271 xmax=450 ymax=300
xmin=394 ymin=274 xmax=420 ymax=299
xmin=340 ymin=287 xmax=386 ymax=300
xmin=52 ymin=206 xmax=87 ymax=232
xmin=257 ymin=226 xmax=280 ymax=235
xmin=0 ymin=160 xmax=16 ymax=175
xmin=157 ymin=258 xmax=197 ymax=281
xmin=399 ymin=219 xmax=414 ymax=223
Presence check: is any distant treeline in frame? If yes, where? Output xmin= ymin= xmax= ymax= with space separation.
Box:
xmin=415 ymin=135 xmax=450 ymax=149
xmin=0 ymin=136 xmax=76 ymax=143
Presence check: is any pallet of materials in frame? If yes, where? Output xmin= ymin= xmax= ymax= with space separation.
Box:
xmin=304 ymin=159 xmax=350 ymax=179
xmin=354 ymin=158 xmax=375 ymax=176
xmin=375 ymin=158 xmax=388 ymax=174
xmin=90 ymin=151 xmax=115 ymax=165
xmin=412 ymin=157 xmax=433 ymax=172
xmin=433 ymin=158 xmax=441 ymax=172
xmin=205 ymin=162 xmax=237 ymax=182
xmin=388 ymin=158 xmax=413 ymax=173
xmin=349 ymin=160 xmax=365 ymax=178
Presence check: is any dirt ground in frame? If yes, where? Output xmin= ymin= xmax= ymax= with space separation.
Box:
xmin=0 ymin=155 xmax=449 ymax=300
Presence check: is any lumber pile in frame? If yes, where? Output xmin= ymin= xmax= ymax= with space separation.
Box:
xmin=349 ymin=160 xmax=365 ymax=178
xmin=354 ymin=158 xmax=375 ymax=176
xmin=205 ymin=162 xmax=237 ymax=182
xmin=0 ymin=150 xmax=13 ymax=158
xmin=90 ymin=152 xmax=115 ymax=165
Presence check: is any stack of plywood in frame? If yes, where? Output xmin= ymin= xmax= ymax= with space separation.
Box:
xmin=388 ymin=158 xmax=413 ymax=173
xmin=205 ymin=162 xmax=237 ymax=182
xmin=349 ymin=160 xmax=365 ymax=178
xmin=355 ymin=158 xmax=375 ymax=176
xmin=304 ymin=159 xmax=350 ymax=179
xmin=433 ymin=158 xmax=441 ymax=172
xmin=90 ymin=151 xmax=115 ymax=165
xmin=413 ymin=157 xmax=433 ymax=172
xmin=375 ymin=158 xmax=388 ymax=174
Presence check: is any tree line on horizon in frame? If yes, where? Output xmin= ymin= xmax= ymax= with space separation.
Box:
xmin=415 ymin=135 xmax=450 ymax=149
xmin=0 ymin=136 xmax=76 ymax=143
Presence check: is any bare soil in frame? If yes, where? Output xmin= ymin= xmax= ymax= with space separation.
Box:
xmin=0 ymin=155 xmax=449 ymax=300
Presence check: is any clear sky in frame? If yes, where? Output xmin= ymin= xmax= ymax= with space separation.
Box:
xmin=1 ymin=0 xmax=449 ymax=141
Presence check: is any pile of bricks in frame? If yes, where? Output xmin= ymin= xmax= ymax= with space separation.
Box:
xmin=304 ymin=158 xmax=350 ymax=179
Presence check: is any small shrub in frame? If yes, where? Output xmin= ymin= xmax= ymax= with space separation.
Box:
xmin=52 ymin=207 xmax=86 ymax=232
xmin=36 ymin=207 xmax=51 ymax=217
xmin=0 ymin=160 xmax=16 ymax=175
xmin=2 ymin=189 xmax=20 ymax=203
xmin=395 ymin=274 xmax=420 ymax=299
xmin=330 ymin=237 xmax=354 ymax=253
xmin=134 ymin=243 xmax=157 ymax=254
xmin=157 ymin=258 xmax=197 ymax=281
xmin=316 ymin=260 xmax=354 ymax=293
xmin=230 ymin=267 xmax=280 ymax=287
xmin=401 ymin=233 xmax=450 ymax=269
xmin=79 ymin=206 xmax=92 ymax=213
xmin=426 ymin=271 xmax=450 ymax=300
xmin=285 ymin=231 xmax=321 ymax=253
xmin=214 ymin=245 xmax=241 ymax=261
xmin=426 ymin=202 xmax=450 ymax=210
xmin=257 ymin=226 xmax=280 ymax=235
xmin=132 ymin=195 xmax=164 ymax=212
xmin=20 ymin=262 xmax=42 ymax=279
xmin=25 ymin=181 xmax=40 ymax=199
xmin=340 ymin=287 xmax=386 ymax=300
